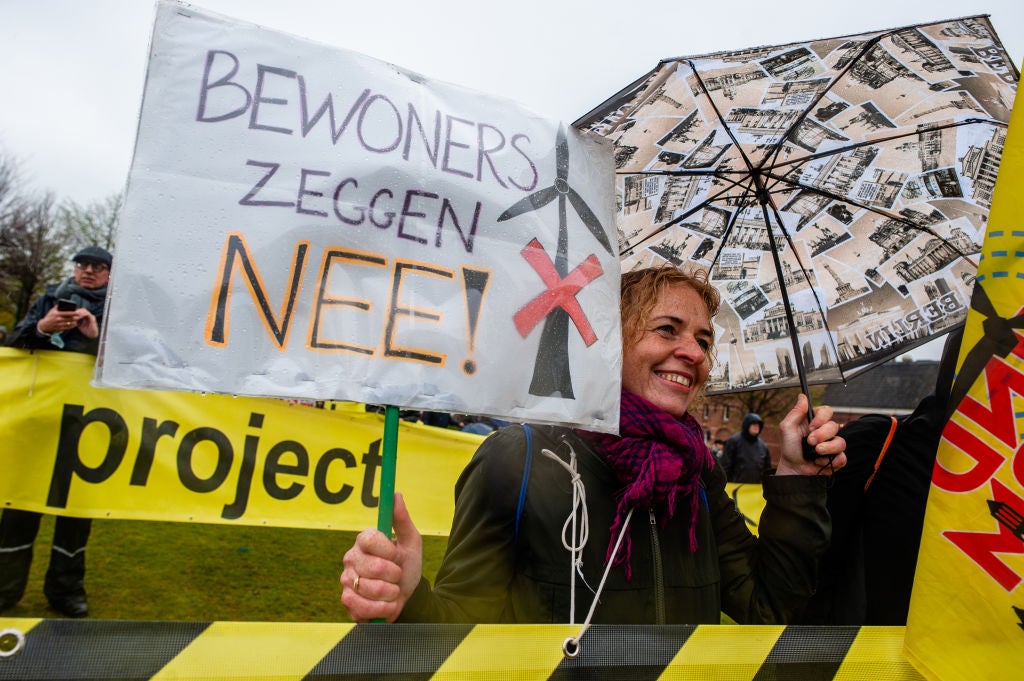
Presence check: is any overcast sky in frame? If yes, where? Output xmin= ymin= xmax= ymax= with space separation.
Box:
xmin=2 ymin=0 xmax=1021 ymax=206
xmin=2 ymin=1 xmax=1019 ymax=361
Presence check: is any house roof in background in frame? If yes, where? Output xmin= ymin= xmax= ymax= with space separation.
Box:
xmin=819 ymin=359 xmax=939 ymax=414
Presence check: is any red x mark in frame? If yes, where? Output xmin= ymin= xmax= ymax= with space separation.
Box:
xmin=514 ymin=238 xmax=603 ymax=346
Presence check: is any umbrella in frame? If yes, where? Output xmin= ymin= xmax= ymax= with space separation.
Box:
xmin=575 ymin=15 xmax=1018 ymax=397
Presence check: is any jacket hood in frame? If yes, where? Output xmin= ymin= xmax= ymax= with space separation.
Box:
xmin=742 ymin=413 xmax=763 ymax=440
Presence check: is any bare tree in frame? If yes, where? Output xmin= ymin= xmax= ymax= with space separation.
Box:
xmin=57 ymin=193 xmax=120 ymax=254
xmin=0 ymin=151 xmax=21 ymax=222
xmin=0 ymin=152 xmax=32 ymax=327
xmin=714 ymin=386 xmax=805 ymax=426
xmin=0 ymin=152 xmax=119 ymax=329
xmin=0 ymin=192 xmax=66 ymax=325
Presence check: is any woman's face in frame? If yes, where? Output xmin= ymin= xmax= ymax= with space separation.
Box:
xmin=621 ymin=283 xmax=713 ymax=419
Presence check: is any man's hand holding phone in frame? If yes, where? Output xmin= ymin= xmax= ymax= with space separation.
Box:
xmin=38 ymin=298 xmax=86 ymax=340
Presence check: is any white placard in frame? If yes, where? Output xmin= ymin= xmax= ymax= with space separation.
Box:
xmin=97 ymin=1 xmax=621 ymax=432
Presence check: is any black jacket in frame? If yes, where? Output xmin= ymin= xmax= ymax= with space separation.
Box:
xmin=720 ymin=414 xmax=772 ymax=483
xmin=401 ymin=424 xmax=831 ymax=624
xmin=6 ymin=279 xmax=107 ymax=355
xmin=800 ymin=397 xmax=942 ymax=625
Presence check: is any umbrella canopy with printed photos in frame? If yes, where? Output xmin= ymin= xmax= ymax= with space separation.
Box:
xmin=575 ymin=15 xmax=1018 ymax=397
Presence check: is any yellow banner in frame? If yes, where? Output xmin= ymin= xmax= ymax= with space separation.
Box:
xmin=904 ymin=88 xmax=1024 ymax=677
xmin=0 ymin=348 xmax=480 ymax=535
xmin=1 ymin=348 xmax=767 ymax=541
xmin=724 ymin=482 xmax=765 ymax=536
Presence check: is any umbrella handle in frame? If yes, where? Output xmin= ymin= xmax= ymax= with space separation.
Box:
xmin=799 ymin=398 xmax=837 ymax=462
xmin=802 ymin=440 xmax=825 ymax=461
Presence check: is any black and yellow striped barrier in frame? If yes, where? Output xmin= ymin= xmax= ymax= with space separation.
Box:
xmin=0 ymin=618 xmax=925 ymax=679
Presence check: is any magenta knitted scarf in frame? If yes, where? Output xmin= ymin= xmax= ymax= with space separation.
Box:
xmin=578 ymin=389 xmax=714 ymax=578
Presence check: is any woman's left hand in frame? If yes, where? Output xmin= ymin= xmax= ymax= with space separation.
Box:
xmin=775 ymin=393 xmax=847 ymax=476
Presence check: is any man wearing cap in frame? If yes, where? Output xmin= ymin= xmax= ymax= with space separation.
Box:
xmin=5 ymin=245 xmax=111 ymax=354
xmin=1 ymin=245 xmax=112 ymax=617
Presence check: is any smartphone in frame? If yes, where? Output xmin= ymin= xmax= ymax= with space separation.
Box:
xmin=56 ymin=298 xmax=78 ymax=312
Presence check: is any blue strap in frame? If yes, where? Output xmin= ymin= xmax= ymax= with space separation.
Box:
xmin=514 ymin=424 xmax=533 ymax=546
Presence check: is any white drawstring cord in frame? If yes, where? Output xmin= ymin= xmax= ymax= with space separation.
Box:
xmin=562 ymin=507 xmax=634 ymax=658
xmin=539 ymin=438 xmax=634 ymax=657
xmin=540 ymin=444 xmax=589 ymax=623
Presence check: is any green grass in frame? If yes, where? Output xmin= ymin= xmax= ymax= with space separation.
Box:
xmin=7 ymin=518 xmax=735 ymax=624
xmin=2 ymin=516 xmax=448 ymax=622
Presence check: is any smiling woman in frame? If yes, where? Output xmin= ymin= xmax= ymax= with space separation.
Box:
xmin=619 ymin=268 xmax=719 ymax=420
xmin=339 ymin=263 xmax=849 ymax=633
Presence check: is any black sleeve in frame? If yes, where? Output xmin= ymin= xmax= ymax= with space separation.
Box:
xmin=399 ymin=426 xmax=530 ymax=622
xmin=824 ymin=415 xmax=895 ymax=562
xmin=799 ymin=414 xmax=895 ymax=624
xmin=714 ymin=464 xmax=831 ymax=624
xmin=834 ymin=415 xmax=896 ymax=487
xmin=5 ymin=294 xmax=54 ymax=349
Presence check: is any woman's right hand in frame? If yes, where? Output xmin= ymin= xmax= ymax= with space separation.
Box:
xmin=340 ymin=492 xmax=423 ymax=623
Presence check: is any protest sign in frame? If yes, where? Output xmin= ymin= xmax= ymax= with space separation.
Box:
xmin=903 ymin=81 xmax=1024 ymax=681
xmin=97 ymin=0 xmax=621 ymax=432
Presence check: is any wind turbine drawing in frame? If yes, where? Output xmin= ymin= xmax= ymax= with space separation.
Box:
xmin=498 ymin=125 xmax=614 ymax=398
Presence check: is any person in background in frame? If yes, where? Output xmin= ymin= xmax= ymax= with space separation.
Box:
xmin=720 ymin=413 xmax=772 ymax=483
xmin=455 ymin=415 xmax=508 ymax=435
xmin=339 ymin=265 xmax=847 ymax=625
xmin=1 ymin=245 xmax=112 ymax=618
xmin=800 ymin=329 xmax=962 ymax=625
xmin=711 ymin=439 xmax=726 ymax=464
xmin=420 ymin=411 xmax=455 ymax=429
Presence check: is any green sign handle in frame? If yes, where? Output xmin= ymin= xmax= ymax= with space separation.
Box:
xmin=377 ymin=405 xmax=400 ymax=536
xmin=372 ymin=404 xmax=400 ymax=624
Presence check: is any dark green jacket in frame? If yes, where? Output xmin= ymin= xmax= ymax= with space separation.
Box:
xmin=401 ymin=424 xmax=831 ymax=624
